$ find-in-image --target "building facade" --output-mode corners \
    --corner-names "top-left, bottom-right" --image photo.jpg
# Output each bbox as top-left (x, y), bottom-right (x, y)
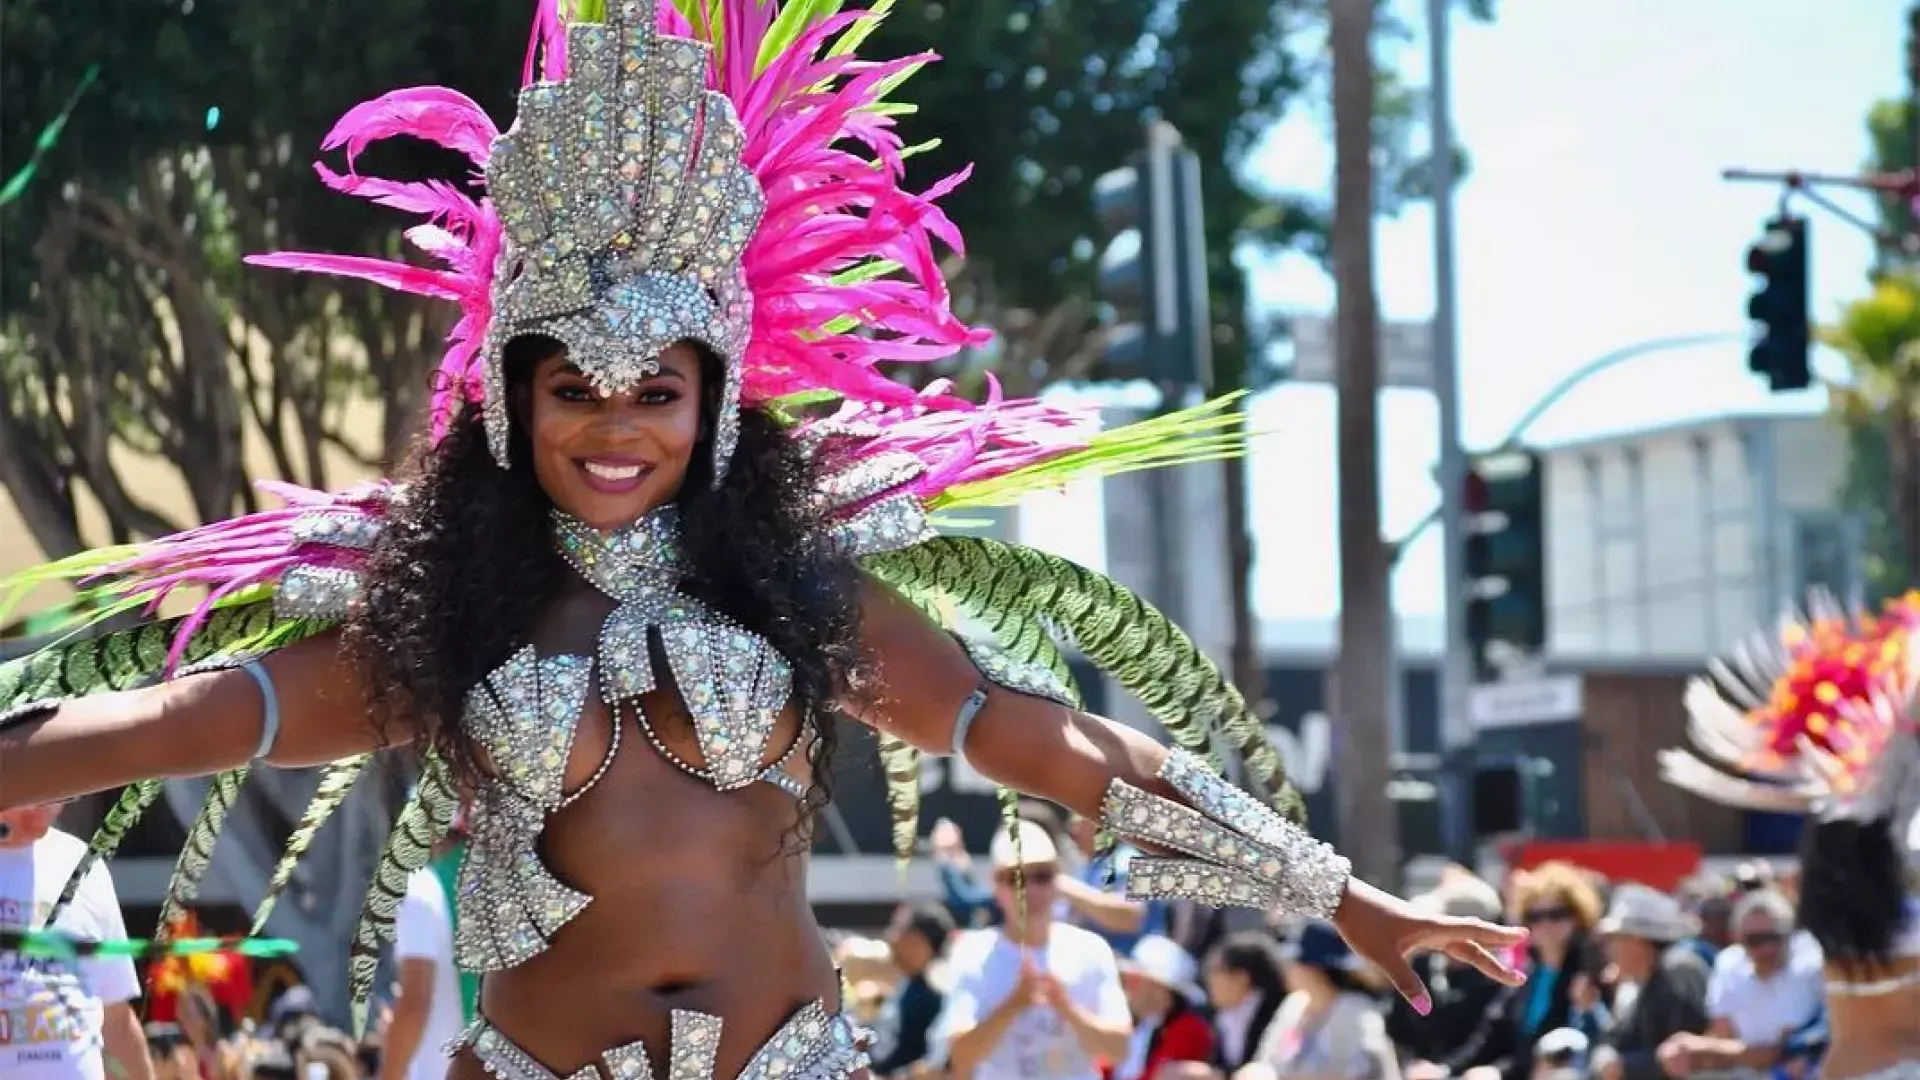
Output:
top-left (1542, 410), bottom-right (1858, 662)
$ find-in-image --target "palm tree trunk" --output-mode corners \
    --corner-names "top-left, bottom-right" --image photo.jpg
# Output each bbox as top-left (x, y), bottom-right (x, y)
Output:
top-left (1329, 0), bottom-right (1400, 886)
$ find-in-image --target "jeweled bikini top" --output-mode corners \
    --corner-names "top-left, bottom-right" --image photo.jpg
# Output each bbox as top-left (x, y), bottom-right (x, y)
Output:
top-left (451, 506), bottom-right (805, 972)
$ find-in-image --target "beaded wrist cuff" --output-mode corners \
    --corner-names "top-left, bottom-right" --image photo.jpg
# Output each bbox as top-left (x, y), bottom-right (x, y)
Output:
top-left (1099, 748), bottom-right (1351, 921)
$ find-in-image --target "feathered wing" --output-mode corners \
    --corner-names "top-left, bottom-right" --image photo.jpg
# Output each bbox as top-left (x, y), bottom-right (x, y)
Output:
top-left (860, 535), bottom-right (1302, 866)
top-left (346, 755), bottom-right (461, 1037)
top-left (1665, 591), bottom-right (1920, 819)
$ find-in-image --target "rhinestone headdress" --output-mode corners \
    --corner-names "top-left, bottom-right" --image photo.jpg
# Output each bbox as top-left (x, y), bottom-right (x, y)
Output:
top-left (482, 1), bottom-right (761, 478)
top-left (248, 0), bottom-right (990, 488)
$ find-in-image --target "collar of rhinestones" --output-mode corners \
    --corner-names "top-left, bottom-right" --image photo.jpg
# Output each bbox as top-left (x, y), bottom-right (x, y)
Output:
top-left (551, 506), bottom-right (685, 602)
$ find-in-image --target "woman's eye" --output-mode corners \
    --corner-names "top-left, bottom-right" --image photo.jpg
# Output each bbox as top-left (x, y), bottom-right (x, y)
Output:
top-left (638, 388), bottom-right (680, 405)
top-left (553, 385), bottom-right (596, 403)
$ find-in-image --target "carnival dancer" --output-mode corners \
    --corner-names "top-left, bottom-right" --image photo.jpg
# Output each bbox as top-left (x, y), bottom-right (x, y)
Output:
top-left (1661, 592), bottom-right (1920, 1079)
top-left (0, 2), bottom-right (1527, 1078)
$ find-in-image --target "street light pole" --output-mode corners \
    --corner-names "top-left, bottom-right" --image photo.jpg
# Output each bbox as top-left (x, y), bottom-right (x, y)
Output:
top-left (1424, 0), bottom-right (1474, 861)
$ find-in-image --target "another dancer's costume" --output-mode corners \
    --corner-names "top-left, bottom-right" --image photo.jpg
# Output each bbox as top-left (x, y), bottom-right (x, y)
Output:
top-left (1661, 592), bottom-right (1920, 1078)
top-left (0, 2), bottom-right (1353, 1078)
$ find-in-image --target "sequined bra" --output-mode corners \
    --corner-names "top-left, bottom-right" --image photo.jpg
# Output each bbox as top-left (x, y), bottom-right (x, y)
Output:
top-left (452, 507), bottom-right (809, 973)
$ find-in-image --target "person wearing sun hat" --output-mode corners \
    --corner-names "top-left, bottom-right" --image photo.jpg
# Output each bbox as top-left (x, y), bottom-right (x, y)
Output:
top-left (933, 821), bottom-right (1132, 1080)
top-left (1587, 884), bottom-right (1710, 1080)
top-left (1114, 935), bottom-right (1215, 1080)
top-left (1240, 921), bottom-right (1401, 1080)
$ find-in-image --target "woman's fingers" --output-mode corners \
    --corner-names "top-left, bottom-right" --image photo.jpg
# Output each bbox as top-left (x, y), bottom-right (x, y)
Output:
top-left (1445, 939), bottom-right (1525, 986)
top-left (1376, 950), bottom-right (1434, 1016)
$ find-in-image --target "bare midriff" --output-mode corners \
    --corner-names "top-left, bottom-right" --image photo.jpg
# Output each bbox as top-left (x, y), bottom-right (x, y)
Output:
top-left (447, 592), bottom-right (849, 1080)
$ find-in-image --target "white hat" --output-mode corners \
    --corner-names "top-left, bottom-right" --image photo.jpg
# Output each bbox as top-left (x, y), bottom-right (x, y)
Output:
top-left (1595, 883), bottom-right (1698, 943)
top-left (1120, 935), bottom-right (1205, 1004)
top-left (989, 820), bottom-right (1059, 870)
top-left (1412, 874), bottom-right (1504, 923)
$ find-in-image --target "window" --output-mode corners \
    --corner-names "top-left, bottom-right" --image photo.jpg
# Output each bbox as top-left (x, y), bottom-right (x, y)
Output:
top-left (1793, 515), bottom-right (1855, 598)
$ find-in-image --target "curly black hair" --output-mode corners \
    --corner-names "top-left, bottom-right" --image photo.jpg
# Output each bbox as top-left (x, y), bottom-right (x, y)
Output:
top-left (345, 334), bottom-right (866, 842)
top-left (1795, 816), bottom-right (1913, 971)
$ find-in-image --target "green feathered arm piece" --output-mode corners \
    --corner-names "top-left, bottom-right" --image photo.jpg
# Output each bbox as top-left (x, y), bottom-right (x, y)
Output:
top-left (864, 535), bottom-right (1302, 824)
top-left (250, 754), bottom-right (374, 933)
top-left (0, 601), bottom-right (335, 925)
top-left (348, 754), bottom-right (459, 1038)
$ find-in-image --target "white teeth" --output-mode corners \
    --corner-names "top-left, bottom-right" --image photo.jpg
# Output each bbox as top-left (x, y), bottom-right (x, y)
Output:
top-left (583, 462), bottom-right (643, 481)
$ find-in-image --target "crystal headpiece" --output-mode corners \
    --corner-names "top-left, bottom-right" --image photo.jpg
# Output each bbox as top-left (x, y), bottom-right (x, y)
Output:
top-left (247, 0), bottom-right (993, 494)
top-left (483, 0), bottom-right (763, 481)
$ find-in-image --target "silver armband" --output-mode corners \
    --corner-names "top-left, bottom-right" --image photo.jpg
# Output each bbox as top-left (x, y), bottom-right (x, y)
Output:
top-left (1100, 748), bottom-right (1351, 920)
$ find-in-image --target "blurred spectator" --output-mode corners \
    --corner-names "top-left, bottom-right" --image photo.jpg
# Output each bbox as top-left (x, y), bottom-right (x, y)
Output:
top-left (871, 902), bottom-right (953, 1078)
top-left (1236, 920), bottom-right (1398, 1080)
top-left (1055, 813), bottom-right (1167, 956)
top-left (1409, 861), bottom-right (1603, 1080)
top-left (0, 804), bottom-right (152, 1080)
top-left (928, 802), bottom-right (1066, 929)
top-left (1684, 891), bottom-right (1735, 968)
top-left (382, 832), bottom-right (468, 1080)
top-left (932, 821), bottom-right (1131, 1080)
top-left (176, 983), bottom-right (239, 1080)
top-left (1589, 885), bottom-right (1711, 1080)
top-left (1532, 1027), bottom-right (1591, 1080)
top-left (266, 985), bottom-right (322, 1044)
top-left (144, 1023), bottom-right (199, 1080)
top-left (1388, 870), bottom-right (1509, 1068)
top-left (293, 1023), bottom-right (360, 1080)
top-left (1203, 933), bottom-right (1287, 1075)
top-left (1116, 935), bottom-right (1215, 1080)
top-left (1655, 890), bottom-right (1821, 1078)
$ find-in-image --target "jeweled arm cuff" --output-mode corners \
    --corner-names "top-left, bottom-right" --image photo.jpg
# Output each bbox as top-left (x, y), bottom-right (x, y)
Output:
top-left (1099, 747), bottom-right (1351, 921)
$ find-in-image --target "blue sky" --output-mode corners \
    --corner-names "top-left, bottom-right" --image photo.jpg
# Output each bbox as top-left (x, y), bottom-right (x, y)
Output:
top-left (1022, 0), bottom-right (1906, 630)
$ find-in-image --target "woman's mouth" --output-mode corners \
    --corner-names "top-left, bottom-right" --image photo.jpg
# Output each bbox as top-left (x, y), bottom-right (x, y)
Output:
top-left (577, 457), bottom-right (652, 494)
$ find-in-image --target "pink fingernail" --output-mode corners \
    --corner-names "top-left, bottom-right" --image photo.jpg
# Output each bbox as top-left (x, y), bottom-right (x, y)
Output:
top-left (1413, 992), bottom-right (1432, 1016)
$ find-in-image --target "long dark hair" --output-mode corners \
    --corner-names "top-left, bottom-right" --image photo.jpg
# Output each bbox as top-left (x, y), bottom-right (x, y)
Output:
top-left (345, 334), bottom-right (865, 840)
top-left (1208, 931), bottom-right (1288, 1002)
top-left (1796, 816), bottom-right (1913, 970)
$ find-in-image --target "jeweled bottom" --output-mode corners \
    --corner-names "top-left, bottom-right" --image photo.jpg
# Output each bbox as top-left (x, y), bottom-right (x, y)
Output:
top-left (451, 999), bottom-right (869, 1080)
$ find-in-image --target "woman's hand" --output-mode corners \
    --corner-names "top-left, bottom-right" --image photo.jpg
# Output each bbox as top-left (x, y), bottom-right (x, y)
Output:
top-left (1330, 877), bottom-right (1529, 1013)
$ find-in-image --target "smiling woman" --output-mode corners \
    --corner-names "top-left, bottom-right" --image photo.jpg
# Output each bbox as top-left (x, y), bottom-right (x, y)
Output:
top-left (0, 3), bottom-right (1529, 1078)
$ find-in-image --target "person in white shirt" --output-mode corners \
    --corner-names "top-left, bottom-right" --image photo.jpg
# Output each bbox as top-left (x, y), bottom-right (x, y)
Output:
top-left (0, 803), bottom-right (152, 1080)
top-left (381, 835), bottom-right (467, 1080)
top-left (1658, 889), bottom-right (1823, 1078)
top-left (934, 821), bottom-right (1132, 1080)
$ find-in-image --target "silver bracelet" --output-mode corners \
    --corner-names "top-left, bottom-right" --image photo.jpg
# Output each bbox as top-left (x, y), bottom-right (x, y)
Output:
top-left (239, 660), bottom-right (283, 761)
top-left (949, 686), bottom-right (990, 761)
top-left (1100, 747), bottom-right (1352, 920)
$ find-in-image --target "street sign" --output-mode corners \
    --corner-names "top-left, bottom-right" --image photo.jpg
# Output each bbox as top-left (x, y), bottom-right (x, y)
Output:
top-left (1468, 674), bottom-right (1582, 730)
top-left (1286, 316), bottom-right (1436, 391)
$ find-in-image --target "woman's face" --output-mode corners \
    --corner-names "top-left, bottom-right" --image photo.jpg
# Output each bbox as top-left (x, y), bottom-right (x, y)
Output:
top-left (1520, 893), bottom-right (1578, 954)
top-left (523, 341), bottom-right (706, 530)
top-left (1204, 958), bottom-right (1252, 1008)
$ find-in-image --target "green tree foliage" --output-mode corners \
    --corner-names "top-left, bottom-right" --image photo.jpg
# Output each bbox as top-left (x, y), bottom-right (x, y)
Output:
top-left (1826, 2), bottom-right (1920, 600)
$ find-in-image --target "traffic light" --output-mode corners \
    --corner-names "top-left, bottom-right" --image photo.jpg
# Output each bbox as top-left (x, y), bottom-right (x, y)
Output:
top-left (1745, 214), bottom-right (1810, 393)
top-left (1463, 449), bottom-right (1546, 682)
top-left (1088, 120), bottom-right (1212, 391)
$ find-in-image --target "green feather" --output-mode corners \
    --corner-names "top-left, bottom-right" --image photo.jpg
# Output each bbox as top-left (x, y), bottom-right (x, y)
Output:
top-left (251, 755), bottom-right (373, 934)
top-left (865, 536), bottom-right (1302, 823)
top-left (156, 769), bottom-right (250, 938)
top-left (875, 734), bottom-right (922, 874)
top-left (929, 393), bottom-right (1254, 513)
top-left (348, 755), bottom-right (459, 1039)
top-left (0, 601), bottom-right (336, 925)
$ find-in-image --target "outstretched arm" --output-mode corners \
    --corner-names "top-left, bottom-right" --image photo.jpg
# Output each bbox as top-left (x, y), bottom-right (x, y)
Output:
top-left (0, 631), bottom-right (397, 810)
top-left (845, 575), bottom-right (1528, 1004)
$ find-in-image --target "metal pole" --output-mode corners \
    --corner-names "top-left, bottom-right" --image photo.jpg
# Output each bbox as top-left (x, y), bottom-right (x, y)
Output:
top-left (1423, 0), bottom-right (1475, 861)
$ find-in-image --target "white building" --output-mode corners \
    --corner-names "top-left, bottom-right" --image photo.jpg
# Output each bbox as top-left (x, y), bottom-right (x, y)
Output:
top-left (1542, 411), bottom-right (1859, 662)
